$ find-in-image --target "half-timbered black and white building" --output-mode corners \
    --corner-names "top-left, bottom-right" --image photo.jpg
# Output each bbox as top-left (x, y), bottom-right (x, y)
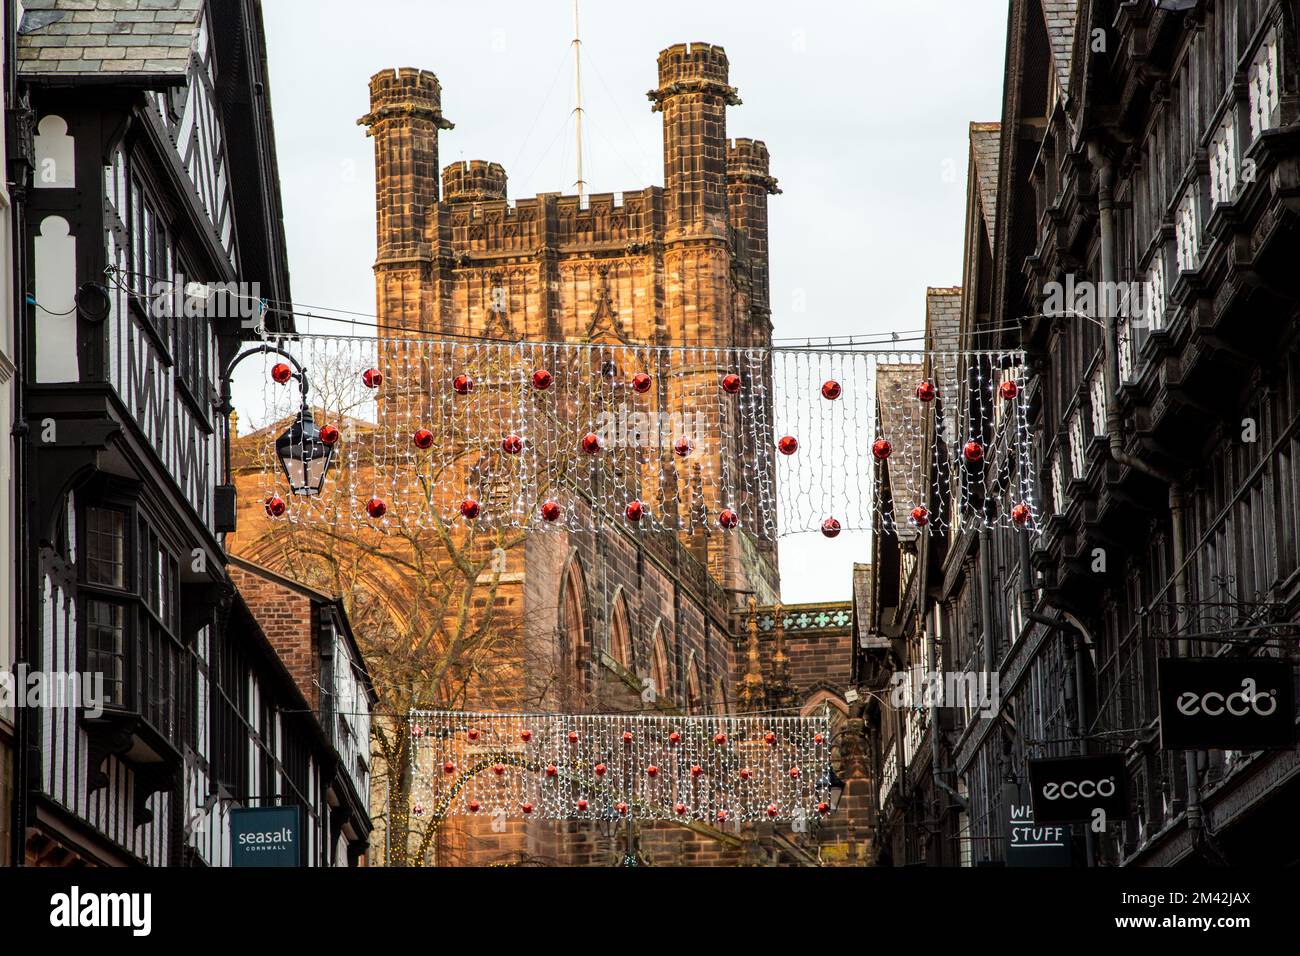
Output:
top-left (12, 0), bottom-right (373, 867)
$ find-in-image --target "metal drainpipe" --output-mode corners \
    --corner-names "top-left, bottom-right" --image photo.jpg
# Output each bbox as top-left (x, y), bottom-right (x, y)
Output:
top-left (1087, 142), bottom-right (1201, 844)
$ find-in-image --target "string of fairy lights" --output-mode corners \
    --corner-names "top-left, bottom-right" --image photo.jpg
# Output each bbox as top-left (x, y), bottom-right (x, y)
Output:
top-left (407, 711), bottom-right (834, 824)
top-left (249, 333), bottom-right (1040, 538)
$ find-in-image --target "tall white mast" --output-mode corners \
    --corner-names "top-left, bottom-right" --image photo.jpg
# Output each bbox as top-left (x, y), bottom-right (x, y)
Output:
top-left (572, 0), bottom-right (587, 202)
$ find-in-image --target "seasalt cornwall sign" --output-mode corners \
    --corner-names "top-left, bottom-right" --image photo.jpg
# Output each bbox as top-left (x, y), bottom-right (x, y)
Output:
top-left (1157, 657), bottom-right (1296, 751)
top-left (231, 806), bottom-right (301, 867)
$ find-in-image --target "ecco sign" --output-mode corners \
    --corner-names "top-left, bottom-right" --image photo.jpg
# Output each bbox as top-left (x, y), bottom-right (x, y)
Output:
top-left (1158, 657), bottom-right (1295, 751)
top-left (1028, 754), bottom-right (1128, 824)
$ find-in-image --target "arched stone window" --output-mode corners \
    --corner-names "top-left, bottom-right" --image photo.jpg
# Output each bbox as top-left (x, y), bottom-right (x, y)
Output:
top-left (685, 655), bottom-right (703, 716)
top-left (559, 557), bottom-right (590, 705)
top-left (609, 591), bottom-right (632, 671)
top-left (649, 621), bottom-right (672, 703)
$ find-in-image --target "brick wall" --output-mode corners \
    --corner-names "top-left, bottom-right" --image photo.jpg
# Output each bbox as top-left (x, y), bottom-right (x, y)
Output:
top-left (229, 565), bottom-right (319, 711)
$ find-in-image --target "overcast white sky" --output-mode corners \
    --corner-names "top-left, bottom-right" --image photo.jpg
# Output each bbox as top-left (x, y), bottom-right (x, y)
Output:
top-left (248, 0), bottom-right (1009, 603)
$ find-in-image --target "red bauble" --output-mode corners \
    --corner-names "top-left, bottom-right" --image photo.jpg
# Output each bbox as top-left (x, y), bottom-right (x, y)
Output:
top-left (576, 799), bottom-right (589, 812)
top-left (616, 802), bottom-right (629, 816)
top-left (764, 731), bottom-right (777, 746)
top-left (365, 497), bottom-right (387, 519)
top-left (716, 809), bottom-right (729, 823)
top-left (739, 768), bottom-right (752, 781)
top-left (999, 379), bottom-right (1019, 400)
top-left (443, 761), bottom-right (456, 775)
top-left (721, 373), bottom-right (742, 394)
top-left (453, 373), bottom-right (473, 394)
top-left (545, 765), bottom-right (557, 777)
top-left (646, 765), bottom-right (659, 778)
top-left (519, 729), bottom-right (532, 743)
top-left (789, 767), bottom-right (801, 779)
top-left (778, 435), bottom-right (799, 455)
top-left (412, 428), bottom-right (434, 449)
top-left (1011, 503), bottom-right (1032, 526)
top-left (872, 438), bottom-right (892, 460)
top-left (521, 802), bottom-right (534, 815)
top-left (675, 802), bottom-right (688, 815)
top-left (502, 434), bottom-right (523, 454)
top-left (271, 362), bottom-right (293, 384)
top-left (817, 802), bottom-right (831, 815)
top-left (672, 436), bottom-right (693, 458)
top-left (492, 763), bottom-right (506, 776)
top-left (567, 731), bottom-right (579, 744)
top-left (468, 800), bottom-right (481, 813)
top-left (595, 763), bottom-right (607, 776)
top-left (541, 500), bottom-right (561, 522)
top-left (532, 369), bottom-right (553, 391)
top-left (625, 500), bottom-right (645, 522)
top-left (467, 728), bottom-right (480, 741)
top-left (714, 733), bottom-right (727, 746)
top-left (581, 432), bottom-right (601, 455)
top-left (264, 495), bottom-right (286, 518)
top-left (910, 506), bottom-right (929, 527)
top-left (821, 518), bottom-right (842, 538)
top-left (821, 379), bottom-right (842, 400)
top-left (916, 380), bottom-right (937, 402)
top-left (459, 498), bottom-right (480, 519)
top-left (767, 804), bottom-right (779, 818)
top-left (622, 731), bottom-right (634, 744)
top-left (668, 731), bottom-right (681, 746)
top-left (963, 440), bottom-right (984, 463)
top-left (362, 368), bottom-right (382, 389)
top-left (814, 733), bottom-right (825, 744)
top-left (631, 372), bottom-right (652, 394)
top-left (690, 765), bottom-right (703, 778)
top-left (319, 424), bottom-right (340, 446)
top-left (718, 509), bottom-right (739, 529)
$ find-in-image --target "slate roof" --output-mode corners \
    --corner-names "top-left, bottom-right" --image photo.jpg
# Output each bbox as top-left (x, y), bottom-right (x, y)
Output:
top-left (925, 288), bottom-right (963, 456)
top-left (1042, 0), bottom-right (1079, 99)
top-left (969, 122), bottom-right (1001, 246)
top-left (18, 0), bottom-right (202, 78)
top-left (875, 361), bottom-right (924, 542)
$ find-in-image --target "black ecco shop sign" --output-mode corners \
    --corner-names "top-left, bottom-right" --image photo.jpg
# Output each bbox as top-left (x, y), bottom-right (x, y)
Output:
top-left (1158, 657), bottom-right (1296, 750)
top-left (1028, 754), bottom-right (1128, 824)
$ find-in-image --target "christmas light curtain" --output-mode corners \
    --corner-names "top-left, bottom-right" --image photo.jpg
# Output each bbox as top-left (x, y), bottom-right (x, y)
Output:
top-left (248, 335), bottom-right (1037, 537)
top-left (407, 711), bottom-right (833, 824)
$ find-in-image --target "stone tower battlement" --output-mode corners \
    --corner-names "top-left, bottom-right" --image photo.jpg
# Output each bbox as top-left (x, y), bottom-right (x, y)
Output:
top-left (361, 67), bottom-right (452, 127)
top-left (442, 160), bottom-right (508, 203)
top-left (727, 138), bottom-right (776, 184)
top-left (650, 42), bottom-right (738, 108)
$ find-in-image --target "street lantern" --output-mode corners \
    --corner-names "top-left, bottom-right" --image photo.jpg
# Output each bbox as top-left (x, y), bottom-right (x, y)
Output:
top-left (275, 406), bottom-right (334, 496)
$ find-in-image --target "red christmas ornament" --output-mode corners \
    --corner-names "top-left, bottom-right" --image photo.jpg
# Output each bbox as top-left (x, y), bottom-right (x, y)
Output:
top-left (521, 802), bottom-right (534, 815)
top-left (412, 428), bottom-right (434, 449)
top-left (622, 731), bottom-right (634, 744)
top-left (581, 432), bottom-right (601, 455)
top-left (567, 731), bottom-right (579, 744)
top-left (541, 500), bottom-right (562, 522)
top-left (365, 497), bottom-right (387, 519)
top-left (532, 369), bottom-right (553, 390)
top-left (999, 379), bottom-right (1020, 400)
top-left (910, 506), bottom-right (929, 527)
top-left (362, 368), bottom-right (382, 389)
top-left (718, 509), bottom-right (739, 529)
top-left (739, 768), bottom-right (752, 781)
top-left (817, 802), bottom-right (831, 815)
top-left (672, 436), bottom-right (694, 458)
top-left (545, 765), bottom-right (557, 777)
top-left (492, 763), bottom-right (506, 776)
top-left (714, 733), bottom-right (728, 746)
top-left (668, 731), bottom-right (681, 746)
top-left (264, 496), bottom-right (286, 518)
top-left (778, 435), bottom-right (799, 455)
top-left (631, 372), bottom-right (652, 394)
top-left (764, 732), bottom-right (777, 746)
top-left (789, 767), bottom-right (801, 779)
top-left (625, 500), bottom-right (645, 523)
top-left (690, 765), bottom-right (704, 778)
top-left (716, 809), bottom-right (729, 823)
top-left (916, 380), bottom-right (937, 402)
top-left (1011, 502), bottom-right (1032, 526)
top-left (443, 761), bottom-right (456, 775)
top-left (468, 800), bottom-right (481, 813)
top-left (721, 373), bottom-right (742, 394)
top-left (519, 729), bottom-right (532, 743)
top-left (502, 434), bottom-right (523, 454)
top-left (459, 498), bottom-right (480, 519)
top-left (467, 729), bottom-right (480, 741)
top-left (453, 373), bottom-right (473, 394)
top-left (576, 799), bottom-right (589, 812)
top-left (675, 802), bottom-right (688, 816)
top-left (821, 379), bottom-right (842, 400)
top-left (872, 438), bottom-right (892, 460)
top-left (821, 518), bottom-right (842, 538)
top-left (595, 763), bottom-right (607, 776)
top-left (767, 804), bottom-right (779, 818)
top-left (616, 802), bottom-right (629, 816)
top-left (271, 362), bottom-right (293, 384)
top-left (814, 733), bottom-right (825, 744)
top-left (319, 424), bottom-right (340, 446)
top-left (963, 440), bottom-right (984, 463)
top-left (646, 765), bottom-right (659, 778)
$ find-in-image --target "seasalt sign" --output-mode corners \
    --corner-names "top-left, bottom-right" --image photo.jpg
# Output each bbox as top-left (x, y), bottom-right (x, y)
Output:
top-left (1028, 753), bottom-right (1129, 824)
top-left (231, 806), bottom-right (301, 867)
top-left (1157, 657), bottom-right (1296, 751)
